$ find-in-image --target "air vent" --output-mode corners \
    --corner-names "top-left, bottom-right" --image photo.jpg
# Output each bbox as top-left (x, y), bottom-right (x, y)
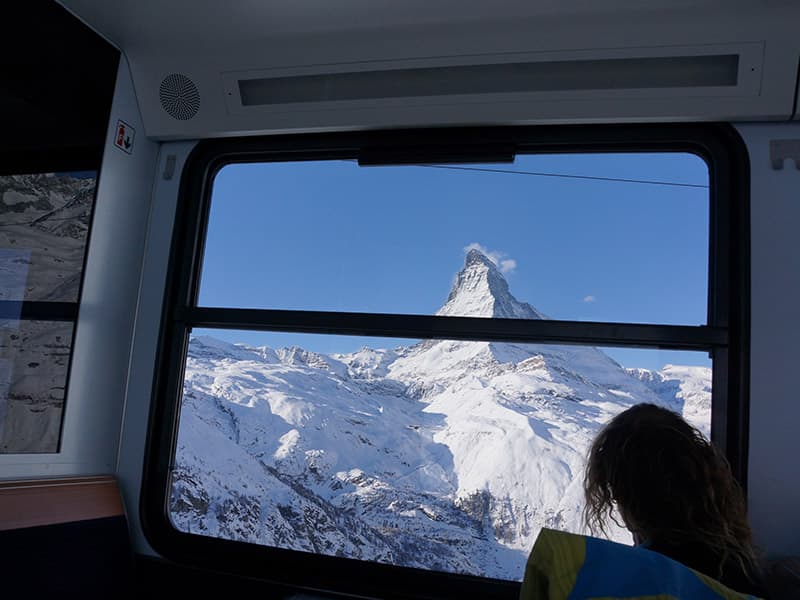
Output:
top-left (238, 54), bottom-right (739, 107)
top-left (159, 73), bottom-right (200, 120)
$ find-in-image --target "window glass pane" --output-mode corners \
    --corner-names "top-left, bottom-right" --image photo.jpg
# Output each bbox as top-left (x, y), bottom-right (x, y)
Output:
top-left (0, 319), bottom-right (74, 453)
top-left (0, 172), bottom-right (97, 302)
top-left (199, 153), bottom-right (709, 325)
top-left (170, 328), bottom-right (711, 581)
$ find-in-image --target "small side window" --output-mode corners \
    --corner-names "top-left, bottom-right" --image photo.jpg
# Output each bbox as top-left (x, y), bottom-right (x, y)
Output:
top-left (0, 172), bottom-right (97, 453)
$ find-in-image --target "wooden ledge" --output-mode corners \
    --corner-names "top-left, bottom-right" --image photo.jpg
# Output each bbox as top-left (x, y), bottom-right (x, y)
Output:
top-left (0, 475), bottom-right (124, 531)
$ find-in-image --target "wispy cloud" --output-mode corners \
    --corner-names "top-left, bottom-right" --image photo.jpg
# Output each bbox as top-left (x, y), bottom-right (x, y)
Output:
top-left (464, 243), bottom-right (517, 274)
top-left (583, 295), bottom-right (596, 303)
top-left (499, 259), bottom-right (517, 273)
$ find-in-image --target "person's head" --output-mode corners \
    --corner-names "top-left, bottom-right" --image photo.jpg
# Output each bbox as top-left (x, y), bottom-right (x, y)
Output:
top-left (583, 403), bottom-right (757, 577)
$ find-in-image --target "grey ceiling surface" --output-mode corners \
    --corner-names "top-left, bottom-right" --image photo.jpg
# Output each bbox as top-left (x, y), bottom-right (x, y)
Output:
top-left (59, 1), bottom-right (800, 137)
top-left (61, 1), bottom-right (786, 45)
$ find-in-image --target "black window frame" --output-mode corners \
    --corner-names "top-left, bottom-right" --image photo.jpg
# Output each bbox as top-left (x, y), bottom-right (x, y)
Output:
top-left (142, 123), bottom-right (750, 600)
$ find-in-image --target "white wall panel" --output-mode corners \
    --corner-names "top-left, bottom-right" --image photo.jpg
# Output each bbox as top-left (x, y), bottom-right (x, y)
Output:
top-left (0, 59), bottom-right (160, 479)
top-left (115, 140), bottom-right (195, 554)
top-left (737, 122), bottom-right (800, 558)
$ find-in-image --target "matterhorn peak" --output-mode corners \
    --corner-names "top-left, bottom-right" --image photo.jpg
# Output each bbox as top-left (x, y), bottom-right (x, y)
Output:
top-left (436, 248), bottom-right (545, 319)
top-left (464, 247), bottom-right (498, 269)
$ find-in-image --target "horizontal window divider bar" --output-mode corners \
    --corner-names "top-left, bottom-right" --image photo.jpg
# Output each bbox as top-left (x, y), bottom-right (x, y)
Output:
top-left (181, 307), bottom-right (727, 350)
top-left (0, 301), bottom-right (78, 322)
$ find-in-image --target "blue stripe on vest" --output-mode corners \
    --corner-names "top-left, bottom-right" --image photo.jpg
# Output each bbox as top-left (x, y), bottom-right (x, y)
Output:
top-left (568, 536), bottom-right (730, 599)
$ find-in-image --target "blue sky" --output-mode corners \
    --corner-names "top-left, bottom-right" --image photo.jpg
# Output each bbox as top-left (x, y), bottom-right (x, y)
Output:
top-left (198, 153), bottom-right (711, 370)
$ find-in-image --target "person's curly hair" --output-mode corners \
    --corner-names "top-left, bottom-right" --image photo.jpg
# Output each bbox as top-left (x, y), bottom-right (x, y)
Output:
top-left (583, 403), bottom-right (758, 580)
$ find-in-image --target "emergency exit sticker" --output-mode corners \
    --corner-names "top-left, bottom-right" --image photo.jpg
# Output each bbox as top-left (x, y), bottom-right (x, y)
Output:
top-left (114, 120), bottom-right (135, 154)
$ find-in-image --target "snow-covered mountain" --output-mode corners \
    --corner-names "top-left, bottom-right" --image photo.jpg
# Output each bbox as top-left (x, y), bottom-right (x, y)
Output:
top-left (437, 249), bottom-right (546, 319)
top-left (0, 173), bottom-right (96, 302)
top-left (170, 248), bottom-right (712, 580)
top-left (0, 173), bottom-right (95, 452)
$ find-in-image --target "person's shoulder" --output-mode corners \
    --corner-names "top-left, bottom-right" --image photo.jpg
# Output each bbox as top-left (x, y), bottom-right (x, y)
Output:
top-left (648, 540), bottom-right (767, 598)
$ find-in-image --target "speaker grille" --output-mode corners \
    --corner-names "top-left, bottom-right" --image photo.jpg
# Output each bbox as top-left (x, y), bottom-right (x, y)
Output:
top-left (159, 73), bottom-right (200, 120)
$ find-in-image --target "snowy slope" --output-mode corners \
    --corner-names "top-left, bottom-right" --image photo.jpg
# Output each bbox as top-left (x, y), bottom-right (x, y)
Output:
top-left (626, 365), bottom-right (712, 437)
top-left (170, 249), bottom-right (712, 581)
top-left (0, 173), bottom-right (96, 302)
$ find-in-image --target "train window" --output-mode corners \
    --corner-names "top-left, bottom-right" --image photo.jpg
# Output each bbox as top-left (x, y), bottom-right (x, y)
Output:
top-left (171, 329), bottom-right (711, 580)
top-left (0, 172), bottom-right (97, 453)
top-left (146, 126), bottom-right (748, 599)
top-left (200, 154), bottom-right (709, 326)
